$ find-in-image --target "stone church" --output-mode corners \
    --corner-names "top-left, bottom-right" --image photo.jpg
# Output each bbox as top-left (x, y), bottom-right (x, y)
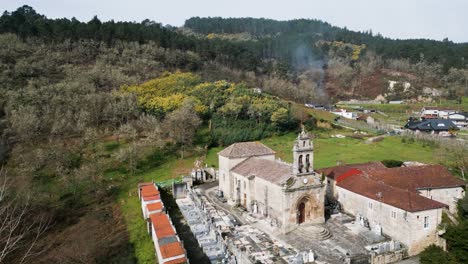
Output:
top-left (218, 129), bottom-right (326, 233)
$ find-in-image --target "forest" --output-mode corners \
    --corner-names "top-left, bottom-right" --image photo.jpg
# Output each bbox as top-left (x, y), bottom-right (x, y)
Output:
top-left (0, 5), bottom-right (467, 264)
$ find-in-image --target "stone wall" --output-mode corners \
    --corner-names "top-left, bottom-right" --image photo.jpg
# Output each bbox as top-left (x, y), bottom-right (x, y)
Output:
top-left (337, 187), bottom-right (444, 256)
top-left (418, 187), bottom-right (465, 214)
top-left (218, 154), bottom-right (275, 205)
top-left (282, 184), bottom-right (326, 233)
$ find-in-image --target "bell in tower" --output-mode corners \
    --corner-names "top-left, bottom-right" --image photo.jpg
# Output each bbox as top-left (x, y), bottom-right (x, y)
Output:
top-left (292, 126), bottom-right (314, 176)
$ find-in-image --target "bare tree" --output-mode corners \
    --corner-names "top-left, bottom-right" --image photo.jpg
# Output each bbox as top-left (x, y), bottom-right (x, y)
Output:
top-left (0, 168), bottom-right (50, 263)
top-left (433, 140), bottom-right (468, 180)
top-left (162, 99), bottom-right (202, 159)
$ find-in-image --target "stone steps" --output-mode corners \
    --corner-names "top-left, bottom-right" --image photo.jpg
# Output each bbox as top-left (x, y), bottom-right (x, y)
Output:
top-left (294, 226), bottom-right (332, 241)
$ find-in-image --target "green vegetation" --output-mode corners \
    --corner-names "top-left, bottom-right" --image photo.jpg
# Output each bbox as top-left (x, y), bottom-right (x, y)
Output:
top-left (206, 132), bottom-right (437, 169)
top-left (420, 245), bottom-right (456, 264)
top-left (381, 159), bottom-right (404, 168)
top-left (421, 195), bottom-right (468, 264)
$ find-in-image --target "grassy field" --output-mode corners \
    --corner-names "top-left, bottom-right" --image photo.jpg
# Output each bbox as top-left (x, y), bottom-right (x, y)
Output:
top-left (206, 132), bottom-right (437, 169)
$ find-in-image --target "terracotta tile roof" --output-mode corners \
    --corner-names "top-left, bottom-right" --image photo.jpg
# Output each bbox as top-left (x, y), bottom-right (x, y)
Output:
top-left (150, 213), bottom-right (176, 239)
top-left (138, 182), bottom-right (154, 188)
top-left (317, 162), bottom-right (386, 180)
top-left (165, 257), bottom-right (187, 264)
top-left (218, 141), bottom-right (276, 158)
top-left (367, 165), bottom-right (465, 190)
top-left (160, 241), bottom-right (185, 259)
top-left (337, 173), bottom-right (448, 212)
top-left (147, 202), bottom-right (163, 212)
top-left (231, 157), bottom-right (291, 185)
top-left (335, 168), bottom-right (363, 183)
top-left (141, 185), bottom-right (159, 197)
top-left (143, 194), bottom-right (161, 201)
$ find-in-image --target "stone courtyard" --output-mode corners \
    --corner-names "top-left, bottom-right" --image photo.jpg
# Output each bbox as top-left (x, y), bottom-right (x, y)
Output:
top-left (197, 183), bottom-right (403, 264)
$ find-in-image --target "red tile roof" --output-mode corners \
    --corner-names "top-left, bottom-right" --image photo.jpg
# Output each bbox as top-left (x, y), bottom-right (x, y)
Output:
top-left (150, 213), bottom-right (176, 239)
top-left (141, 185), bottom-right (159, 197)
top-left (147, 202), bottom-right (163, 212)
top-left (337, 173), bottom-right (448, 212)
top-left (143, 194), bottom-right (161, 201)
top-left (165, 257), bottom-right (187, 264)
top-left (160, 241), bottom-right (185, 259)
top-left (336, 168), bottom-right (363, 183)
top-left (138, 182), bottom-right (186, 264)
top-left (317, 162), bottom-right (386, 180)
top-left (138, 182), bottom-right (154, 188)
top-left (367, 165), bottom-right (465, 190)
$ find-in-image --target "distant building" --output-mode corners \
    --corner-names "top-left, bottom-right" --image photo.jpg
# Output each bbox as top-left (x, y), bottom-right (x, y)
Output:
top-left (331, 109), bottom-right (358, 119)
top-left (420, 106), bottom-right (456, 119)
top-left (447, 113), bottom-right (468, 129)
top-left (389, 100), bottom-right (404, 104)
top-left (357, 114), bottom-right (375, 124)
top-left (304, 104), bottom-right (325, 110)
top-left (404, 119), bottom-right (458, 136)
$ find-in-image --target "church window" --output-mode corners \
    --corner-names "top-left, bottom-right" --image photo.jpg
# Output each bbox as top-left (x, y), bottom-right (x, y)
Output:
top-left (391, 211), bottom-right (396, 219)
top-left (368, 201), bottom-right (373, 209)
top-left (298, 155), bottom-right (303, 173)
top-left (305, 154), bottom-right (310, 172)
top-left (303, 141), bottom-right (306, 147)
top-left (424, 216), bottom-right (429, 229)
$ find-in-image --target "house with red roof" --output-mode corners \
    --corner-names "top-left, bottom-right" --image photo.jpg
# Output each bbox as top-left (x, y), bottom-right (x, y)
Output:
top-left (320, 163), bottom-right (465, 256)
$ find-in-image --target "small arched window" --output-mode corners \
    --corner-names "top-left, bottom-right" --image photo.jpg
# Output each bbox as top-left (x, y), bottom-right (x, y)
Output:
top-left (298, 155), bottom-right (303, 173)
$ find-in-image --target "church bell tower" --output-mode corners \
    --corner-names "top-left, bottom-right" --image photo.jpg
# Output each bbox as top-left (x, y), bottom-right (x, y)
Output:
top-left (293, 127), bottom-right (314, 176)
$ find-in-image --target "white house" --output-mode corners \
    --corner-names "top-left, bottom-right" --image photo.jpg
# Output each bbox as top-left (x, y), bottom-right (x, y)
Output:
top-left (420, 106), bottom-right (457, 119)
top-left (438, 109), bottom-right (457, 119)
top-left (448, 113), bottom-right (468, 129)
top-left (420, 106), bottom-right (439, 119)
top-left (331, 109), bottom-right (358, 119)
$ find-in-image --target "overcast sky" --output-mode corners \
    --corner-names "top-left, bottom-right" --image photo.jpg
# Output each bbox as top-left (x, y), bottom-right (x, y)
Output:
top-left (2, 0), bottom-right (467, 43)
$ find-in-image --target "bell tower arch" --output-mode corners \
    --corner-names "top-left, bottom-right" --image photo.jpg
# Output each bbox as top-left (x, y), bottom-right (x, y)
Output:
top-left (293, 127), bottom-right (314, 175)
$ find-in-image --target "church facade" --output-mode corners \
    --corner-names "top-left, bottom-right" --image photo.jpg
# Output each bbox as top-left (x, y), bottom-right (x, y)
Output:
top-left (218, 129), bottom-right (326, 233)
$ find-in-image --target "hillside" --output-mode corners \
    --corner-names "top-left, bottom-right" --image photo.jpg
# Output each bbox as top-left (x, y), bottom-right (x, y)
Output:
top-left (184, 17), bottom-right (468, 102)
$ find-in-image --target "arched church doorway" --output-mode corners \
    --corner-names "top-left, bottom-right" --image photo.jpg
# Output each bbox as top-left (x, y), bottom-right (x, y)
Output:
top-left (298, 202), bottom-right (306, 224)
